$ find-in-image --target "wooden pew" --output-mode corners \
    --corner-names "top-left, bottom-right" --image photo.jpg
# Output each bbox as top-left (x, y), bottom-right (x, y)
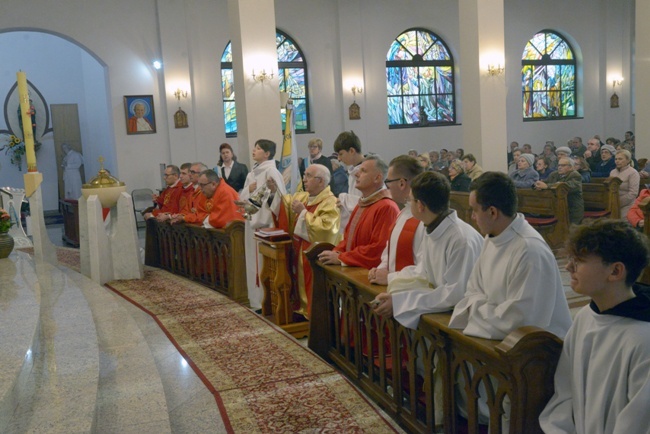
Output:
top-left (448, 191), bottom-right (478, 231)
top-left (638, 197), bottom-right (650, 285)
top-left (517, 184), bottom-right (570, 251)
top-left (144, 219), bottom-right (248, 304)
top-left (582, 177), bottom-right (622, 220)
top-left (306, 245), bottom-right (569, 434)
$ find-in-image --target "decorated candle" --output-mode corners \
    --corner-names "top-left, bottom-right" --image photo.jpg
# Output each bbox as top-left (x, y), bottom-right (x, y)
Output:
top-left (16, 71), bottom-right (37, 172)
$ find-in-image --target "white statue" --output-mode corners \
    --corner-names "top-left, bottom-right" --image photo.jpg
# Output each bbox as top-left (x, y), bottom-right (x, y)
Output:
top-left (61, 143), bottom-right (84, 200)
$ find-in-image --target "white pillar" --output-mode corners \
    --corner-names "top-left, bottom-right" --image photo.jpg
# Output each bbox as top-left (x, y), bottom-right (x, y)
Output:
top-left (635, 0), bottom-right (650, 156)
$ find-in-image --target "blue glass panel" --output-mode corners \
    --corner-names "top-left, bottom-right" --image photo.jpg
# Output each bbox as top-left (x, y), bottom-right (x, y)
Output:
top-left (387, 97), bottom-right (403, 125)
top-left (423, 40), bottom-right (450, 61)
top-left (561, 65), bottom-right (575, 89)
top-left (436, 94), bottom-right (454, 122)
top-left (403, 95), bottom-right (420, 124)
top-left (221, 42), bottom-right (232, 62)
top-left (418, 67), bottom-right (436, 95)
top-left (403, 67), bottom-right (419, 95)
top-left (387, 67), bottom-right (402, 96)
top-left (416, 30), bottom-right (434, 56)
top-left (293, 99), bottom-right (307, 130)
top-left (221, 69), bottom-right (235, 99)
top-left (283, 68), bottom-right (305, 98)
top-left (532, 91), bottom-right (548, 118)
top-left (223, 101), bottom-right (237, 134)
top-left (278, 39), bottom-right (301, 62)
top-left (522, 66), bottom-right (534, 117)
top-left (562, 91), bottom-right (575, 116)
top-left (420, 95), bottom-right (436, 121)
top-left (387, 40), bottom-right (413, 61)
top-left (397, 30), bottom-right (418, 57)
top-left (436, 67), bottom-right (453, 94)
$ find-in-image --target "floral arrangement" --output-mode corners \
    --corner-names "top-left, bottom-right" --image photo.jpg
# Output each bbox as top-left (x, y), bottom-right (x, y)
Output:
top-left (0, 208), bottom-right (13, 233)
top-left (0, 134), bottom-right (41, 171)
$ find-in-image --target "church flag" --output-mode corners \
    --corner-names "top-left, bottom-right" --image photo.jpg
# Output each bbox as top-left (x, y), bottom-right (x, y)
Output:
top-left (280, 99), bottom-right (299, 193)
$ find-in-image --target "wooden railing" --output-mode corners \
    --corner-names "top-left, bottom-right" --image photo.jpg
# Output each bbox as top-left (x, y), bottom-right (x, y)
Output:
top-left (307, 244), bottom-right (564, 434)
top-left (144, 219), bottom-right (248, 304)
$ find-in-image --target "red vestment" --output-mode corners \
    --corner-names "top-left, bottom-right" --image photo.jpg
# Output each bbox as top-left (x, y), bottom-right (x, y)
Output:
top-left (182, 187), bottom-right (209, 224)
top-left (151, 182), bottom-right (183, 216)
top-left (205, 181), bottom-right (245, 228)
top-left (333, 189), bottom-right (399, 269)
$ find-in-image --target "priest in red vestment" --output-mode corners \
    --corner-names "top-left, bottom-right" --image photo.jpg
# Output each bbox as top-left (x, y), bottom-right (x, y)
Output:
top-left (144, 165), bottom-right (183, 220)
top-left (198, 169), bottom-right (245, 228)
top-left (267, 164), bottom-right (340, 318)
top-left (319, 155), bottom-right (399, 268)
top-left (170, 162), bottom-right (209, 225)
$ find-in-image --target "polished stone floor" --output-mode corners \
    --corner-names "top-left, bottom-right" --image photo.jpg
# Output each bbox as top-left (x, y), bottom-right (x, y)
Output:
top-left (1, 223), bottom-right (582, 433)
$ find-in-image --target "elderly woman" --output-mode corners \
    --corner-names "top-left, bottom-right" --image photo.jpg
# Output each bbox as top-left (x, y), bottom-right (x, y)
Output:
top-left (555, 146), bottom-right (572, 160)
top-left (417, 153), bottom-right (431, 170)
top-left (509, 153), bottom-right (539, 188)
top-left (591, 144), bottom-right (616, 177)
top-left (535, 157), bottom-right (553, 181)
top-left (448, 159), bottom-right (471, 192)
top-left (534, 157), bottom-right (584, 225)
top-left (610, 149), bottom-right (640, 218)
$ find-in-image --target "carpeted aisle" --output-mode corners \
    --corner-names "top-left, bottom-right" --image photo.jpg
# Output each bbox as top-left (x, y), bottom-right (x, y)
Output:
top-left (106, 268), bottom-right (401, 433)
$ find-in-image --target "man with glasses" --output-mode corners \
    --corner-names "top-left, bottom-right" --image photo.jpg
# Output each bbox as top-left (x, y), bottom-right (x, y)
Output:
top-left (368, 155), bottom-right (424, 285)
top-left (318, 155), bottom-right (398, 269)
top-left (266, 164), bottom-right (340, 319)
top-left (170, 162), bottom-right (209, 224)
top-left (144, 164), bottom-right (183, 221)
top-left (197, 169), bottom-right (244, 228)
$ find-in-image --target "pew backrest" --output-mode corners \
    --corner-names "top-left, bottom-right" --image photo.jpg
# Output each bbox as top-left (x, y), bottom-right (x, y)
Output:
top-left (582, 177), bottom-right (621, 219)
top-left (517, 183), bottom-right (570, 250)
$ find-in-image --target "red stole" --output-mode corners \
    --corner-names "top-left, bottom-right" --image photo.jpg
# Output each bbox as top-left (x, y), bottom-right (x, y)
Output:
top-left (387, 217), bottom-right (420, 271)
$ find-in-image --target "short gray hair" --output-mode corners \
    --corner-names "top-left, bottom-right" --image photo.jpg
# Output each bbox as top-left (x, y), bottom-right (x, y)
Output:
top-left (309, 164), bottom-right (331, 185)
top-left (363, 154), bottom-right (389, 180)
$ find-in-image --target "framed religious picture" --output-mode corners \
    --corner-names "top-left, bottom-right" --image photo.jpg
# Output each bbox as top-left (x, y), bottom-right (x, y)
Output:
top-left (124, 95), bottom-right (156, 135)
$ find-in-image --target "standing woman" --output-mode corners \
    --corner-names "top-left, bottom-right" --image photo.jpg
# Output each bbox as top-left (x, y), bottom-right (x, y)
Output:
top-left (217, 143), bottom-right (249, 193)
top-left (239, 139), bottom-right (286, 312)
top-left (610, 149), bottom-right (640, 218)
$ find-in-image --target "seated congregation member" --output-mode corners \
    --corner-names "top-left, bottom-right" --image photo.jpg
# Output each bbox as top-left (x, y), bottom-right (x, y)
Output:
top-left (507, 148), bottom-right (522, 174)
top-left (417, 153), bottom-right (431, 170)
top-left (170, 162), bottom-right (209, 224)
top-left (299, 138), bottom-right (333, 184)
top-left (534, 157), bottom-right (584, 225)
top-left (448, 159), bottom-right (472, 192)
top-left (216, 143), bottom-right (248, 193)
top-left (591, 144), bottom-right (616, 177)
top-left (611, 149), bottom-right (640, 218)
top-left (535, 157), bottom-right (553, 181)
top-left (334, 131), bottom-right (364, 230)
top-left (266, 164), bottom-right (340, 318)
top-left (540, 220), bottom-right (650, 434)
top-left (573, 155), bottom-right (592, 183)
top-left (318, 155), bottom-right (399, 268)
top-left (555, 146), bottom-right (572, 160)
top-left (626, 188), bottom-right (650, 229)
top-left (583, 137), bottom-right (602, 172)
top-left (430, 150), bottom-right (446, 171)
top-left (197, 169), bottom-right (244, 228)
top-left (328, 154), bottom-right (348, 197)
top-left (542, 141), bottom-right (558, 170)
top-left (240, 139), bottom-right (286, 312)
top-left (372, 171), bottom-right (483, 329)
top-left (368, 155), bottom-right (425, 285)
top-left (509, 153), bottom-right (539, 188)
top-left (449, 172), bottom-right (572, 340)
top-left (144, 165), bottom-right (183, 221)
top-left (461, 153), bottom-right (483, 181)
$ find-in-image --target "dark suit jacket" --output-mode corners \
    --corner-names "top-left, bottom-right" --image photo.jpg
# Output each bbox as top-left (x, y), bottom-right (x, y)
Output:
top-left (219, 161), bottom-right (249, 193)
top-left (299, 154), bottom-right (333, 180)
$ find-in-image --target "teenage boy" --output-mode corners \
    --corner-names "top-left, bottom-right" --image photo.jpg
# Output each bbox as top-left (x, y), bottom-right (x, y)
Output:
top-left (540, 220), bottom-right (650, 434)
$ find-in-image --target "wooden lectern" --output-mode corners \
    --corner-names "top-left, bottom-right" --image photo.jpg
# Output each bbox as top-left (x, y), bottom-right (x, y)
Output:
top-left (255, 235), bottom-right (309, 338)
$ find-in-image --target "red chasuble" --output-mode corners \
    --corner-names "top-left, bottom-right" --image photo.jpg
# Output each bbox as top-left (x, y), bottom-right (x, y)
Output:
top-left (151, 182), bottom-right (183, 216)
top-left (334, 189), bottom-right (399, 269)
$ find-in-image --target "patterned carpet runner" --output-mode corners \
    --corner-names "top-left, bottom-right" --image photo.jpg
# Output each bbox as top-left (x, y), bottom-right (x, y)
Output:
top-left (104, 268), bottom-right (400, 433)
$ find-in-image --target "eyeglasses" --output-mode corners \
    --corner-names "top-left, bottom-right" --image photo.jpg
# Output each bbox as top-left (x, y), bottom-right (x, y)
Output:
top-left (190, 170), bottom-right (200, 174)
top-left (303, 173), bottom-right (322, 180)
top-left (198, 182), bottom-right (212, 188)
top-left (558, 164), bottom-right (571, 167)
top-left (384, 178), bottom-right (406, 186)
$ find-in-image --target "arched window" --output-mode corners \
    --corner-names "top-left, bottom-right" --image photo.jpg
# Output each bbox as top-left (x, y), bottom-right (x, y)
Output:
top-left (521, 30), bottom-right (576, 119)
top-left (386, 28), bottom-right (455, 128)
top-left (220, 30), bottom-right (310, 137)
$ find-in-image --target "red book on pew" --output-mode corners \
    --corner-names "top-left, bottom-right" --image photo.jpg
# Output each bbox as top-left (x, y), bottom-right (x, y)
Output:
top-left (255, 227), bottom-right (290, 241)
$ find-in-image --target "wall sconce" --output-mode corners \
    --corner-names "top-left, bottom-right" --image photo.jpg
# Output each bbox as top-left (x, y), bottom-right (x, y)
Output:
top-left (173, 88), bottom-right (188, 100)
top-left (351, 85), bottom-right (363, 100)
top-left (252, 69), bottom-right (274, 83)
top-left (487, 64), bottom-right (505, 76)
top-left (610, 78), bottom-right (623, 109)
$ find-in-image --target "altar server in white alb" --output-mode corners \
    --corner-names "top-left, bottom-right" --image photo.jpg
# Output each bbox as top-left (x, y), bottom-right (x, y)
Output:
top-left (239, 139), bottom-right (286, 312)
top-left (449, 171), bottom-right (572, 340)
top-left (368, 155), bottom-right (425, 286)
top-left (372, 171), bottom-right (483, 329)
top-left (540, 220), bottom-right (650, 434)
top-left (332, 131), bottom-right (363, 231)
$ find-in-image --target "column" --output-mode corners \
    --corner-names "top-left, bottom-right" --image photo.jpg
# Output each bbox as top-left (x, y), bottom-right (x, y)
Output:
top-left (635, 0), bottom-right (650, 156)
top-left (458, 0), bottom-right (508, 172)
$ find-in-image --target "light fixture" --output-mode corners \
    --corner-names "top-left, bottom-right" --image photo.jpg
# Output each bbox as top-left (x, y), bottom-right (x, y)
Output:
top-left (152, 60), bottom-right (162, 70)
top-left (173, 88), bottom-right (188, 100)
top-left (351, 85), bottom-right (363, 99)
top-left (487, 64), bottom-right (505, 76)
top-left (612, 78), bottom-right (624, 88)
top-left (252, 69), bottom-right (274, 83)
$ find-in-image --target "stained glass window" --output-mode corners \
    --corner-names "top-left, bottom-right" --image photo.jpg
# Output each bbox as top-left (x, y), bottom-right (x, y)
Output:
top-left (521, 30), bottom-right (576, 119)
top-left (220, 30), bottom-right (309, 136)
top-left (386, 28), bottom-right (455, 127)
